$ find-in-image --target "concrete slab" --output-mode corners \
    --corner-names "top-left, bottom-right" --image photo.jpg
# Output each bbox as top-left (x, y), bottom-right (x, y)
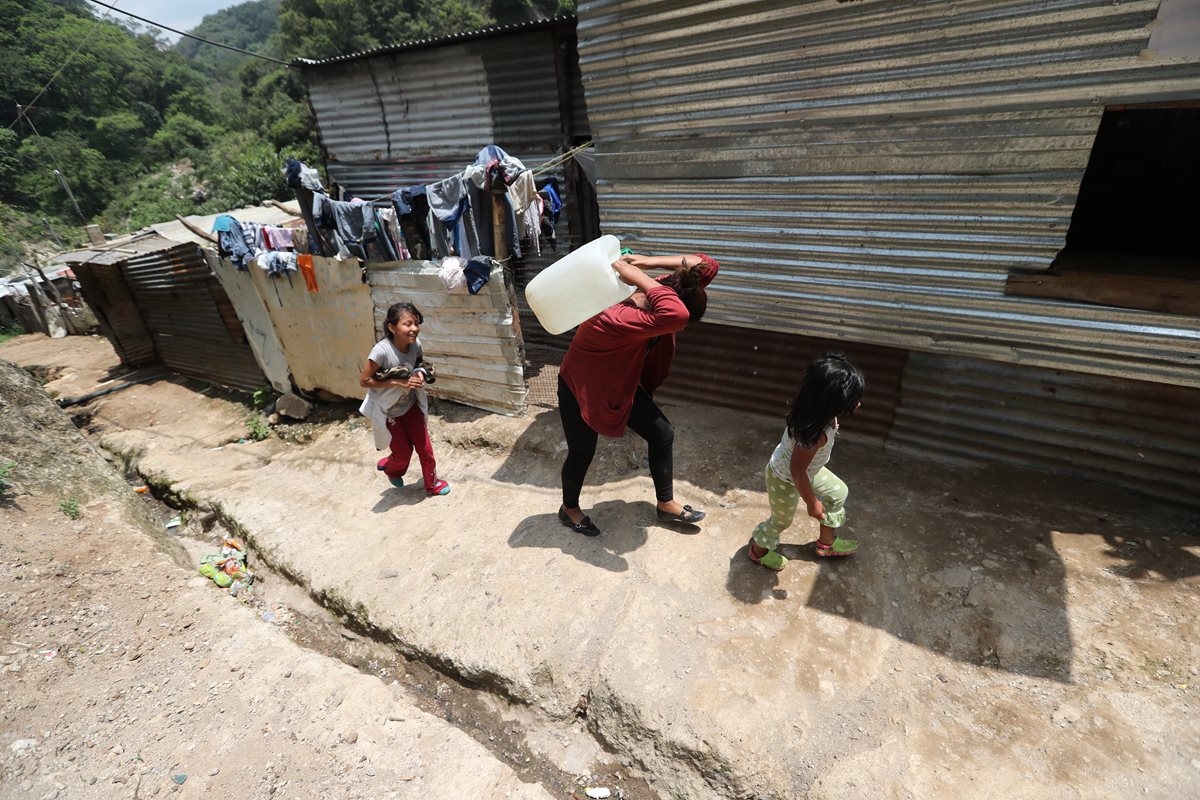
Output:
top-left (4, 333), bottom-right (1198, 800)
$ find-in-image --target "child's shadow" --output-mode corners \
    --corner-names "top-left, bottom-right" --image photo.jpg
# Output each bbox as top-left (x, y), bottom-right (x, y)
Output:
top-left (370, 486), bottom-right (430, 513)
top-left (507, 499), bottom-right (657, 573)
top-left (725, 541), bottom-right (816, 604)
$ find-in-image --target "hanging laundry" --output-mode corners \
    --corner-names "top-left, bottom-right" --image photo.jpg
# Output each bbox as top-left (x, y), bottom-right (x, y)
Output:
top-left (508, 171), bottom-right (543, 256)
top-left (539, 179), bottom-right (563, 253)
top-left (291, 227), bottom-right (311, 255)
top-left (391, 186), bottom-right (431, 261)
top-left (213, 215), bottom-right (254, 271)
top-left (284, 157), bottom-right (324, 192)
top-left (312, 194), bottom-right (381, 261)
top-left (426, 174), bottom-right (481, 259)
top-left (474, 145), bottom-right (525, 188)
top-left (463, 256), bottom-right (492, 295)
top-left (297, 254), bottom-right (318, 293)
top-left (378, 207), bottom-right (411, 260)
top-left (262, 226), bottom-right (295, 251)
top-left (437, 256), bottom-right (467, 292)
top-left (367, 208), bottom-right (397, 262)
top-left (245, 222), bottom-right (273, 253)
top-left (257, 251), bottom-right (298, 276)
top-left (540, 179), bottom-right (563, 225)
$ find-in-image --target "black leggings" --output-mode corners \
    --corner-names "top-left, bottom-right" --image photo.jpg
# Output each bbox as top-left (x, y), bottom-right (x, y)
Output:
top-left (558, 376), bottom-right (674, 508)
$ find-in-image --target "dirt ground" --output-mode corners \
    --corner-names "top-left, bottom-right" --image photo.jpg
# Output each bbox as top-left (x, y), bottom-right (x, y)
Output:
top-left (2, 333), bottom-right (1198, 800)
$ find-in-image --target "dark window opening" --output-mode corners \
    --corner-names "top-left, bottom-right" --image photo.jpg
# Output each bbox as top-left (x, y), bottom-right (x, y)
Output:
top-left (1006, 105), bottom-right (1200, 316)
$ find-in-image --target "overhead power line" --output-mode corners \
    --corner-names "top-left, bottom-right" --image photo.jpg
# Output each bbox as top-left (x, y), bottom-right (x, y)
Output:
top-left (84, 0), bottom-right (292, 66)
top-left (8, 1), bottom-right (123, 129)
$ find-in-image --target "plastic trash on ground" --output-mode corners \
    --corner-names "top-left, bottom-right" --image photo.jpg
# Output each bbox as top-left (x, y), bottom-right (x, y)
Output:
top-left (198, 538), bottom-right (255, 593)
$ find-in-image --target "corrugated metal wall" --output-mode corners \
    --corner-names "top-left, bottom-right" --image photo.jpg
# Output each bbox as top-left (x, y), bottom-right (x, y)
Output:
top-left (890, 352), bottom-right (1200, 509)
top-left (368, 262), bottom-right (526, 415)
top-left (576, 0), bottom-right (1200, 388)
top-left (71, 261), bottom-right (157, 367)
top-left (300, 23), bottom-right (585, 198)
top-left (121, 244), bottom-right (266, 391)
top-left (657, 323), bottom-right (907, 444)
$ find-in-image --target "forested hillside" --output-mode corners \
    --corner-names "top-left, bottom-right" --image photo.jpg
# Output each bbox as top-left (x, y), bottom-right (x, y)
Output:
top-left (1, 0), bottom-right (573, 273)
top-left (175, 0), bottom-right (280, 83)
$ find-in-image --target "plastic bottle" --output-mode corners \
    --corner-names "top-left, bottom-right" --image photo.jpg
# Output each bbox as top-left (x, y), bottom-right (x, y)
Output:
top-left (524, 235), bottom-right (633, 335)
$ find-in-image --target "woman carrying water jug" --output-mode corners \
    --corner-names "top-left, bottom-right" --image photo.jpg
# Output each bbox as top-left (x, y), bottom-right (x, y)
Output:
top-left (556, 252), bottom-right (718, 536)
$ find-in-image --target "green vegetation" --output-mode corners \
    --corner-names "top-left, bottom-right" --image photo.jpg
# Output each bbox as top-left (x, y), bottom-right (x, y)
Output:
top-left (2, 0), bottom-right (574, 271)
top-left (252, 387), bottom-right (274, 410)
top-left (0, 324), bottom-right (24, 344)
top-left (245, 416), bottom-right (271, 441)
top-left (0, 460), bottom-right (15, 490)
top-left (59, 497), bottom-right (81, 519)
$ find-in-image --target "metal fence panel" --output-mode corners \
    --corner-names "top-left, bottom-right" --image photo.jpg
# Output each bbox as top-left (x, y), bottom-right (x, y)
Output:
top-left (121, 243), bottom-right (266, 391)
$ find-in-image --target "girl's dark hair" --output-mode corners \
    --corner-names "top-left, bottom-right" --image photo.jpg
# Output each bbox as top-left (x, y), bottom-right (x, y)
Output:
top-left (382, 302), bottom-right (423, 340)
top-left (785, 352), bottom-right (865, 448)
top-left (659, 264), bottom-right (707, 324)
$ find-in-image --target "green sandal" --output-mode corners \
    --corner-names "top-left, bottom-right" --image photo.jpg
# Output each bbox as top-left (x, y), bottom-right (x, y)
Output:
top-left (749, 541), bottom-right (788, 571)
top-left (815, 536), bottom-right (858, 557)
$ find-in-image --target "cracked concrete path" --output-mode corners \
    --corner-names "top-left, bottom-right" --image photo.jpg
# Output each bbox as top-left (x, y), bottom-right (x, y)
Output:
top-left (4, 333), bottom-right (1198, 800)
top-left (0, 353), bottom-right (560, 800)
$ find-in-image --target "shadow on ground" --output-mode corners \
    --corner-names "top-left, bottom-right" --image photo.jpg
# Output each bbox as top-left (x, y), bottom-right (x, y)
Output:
top-left (506, 499), bottom-right (669, 573)
top-left (723, 449), bottom-right (1198, 683)
top-left (490, 406), bottom-right (789, 497)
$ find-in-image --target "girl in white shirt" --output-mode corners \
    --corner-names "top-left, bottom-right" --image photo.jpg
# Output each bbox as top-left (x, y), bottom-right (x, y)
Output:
top-left (358, 302), bottom-right (450, 496)
top-left (748, 353), bottom-right (864, 570)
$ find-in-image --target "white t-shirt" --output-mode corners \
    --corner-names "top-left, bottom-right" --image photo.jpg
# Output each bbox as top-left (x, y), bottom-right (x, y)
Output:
top-left (367, 337), bottom-right (423, 418)
top-left (766, 419), bottom-right (838, 484)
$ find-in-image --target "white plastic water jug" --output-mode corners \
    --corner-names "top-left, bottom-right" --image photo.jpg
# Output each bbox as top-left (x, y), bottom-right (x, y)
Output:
top-left (524, 235), bottom-right (634, 335)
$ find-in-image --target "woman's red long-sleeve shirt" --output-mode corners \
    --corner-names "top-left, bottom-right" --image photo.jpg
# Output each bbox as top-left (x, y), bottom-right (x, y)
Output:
top-left (560, 284), bottom-right (690, 437)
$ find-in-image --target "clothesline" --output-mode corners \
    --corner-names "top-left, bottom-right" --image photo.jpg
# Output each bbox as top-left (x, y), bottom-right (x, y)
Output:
top-left (358, 140), bottom-right (594, 204)
top-left (531, 140), bottom-right (594, 177)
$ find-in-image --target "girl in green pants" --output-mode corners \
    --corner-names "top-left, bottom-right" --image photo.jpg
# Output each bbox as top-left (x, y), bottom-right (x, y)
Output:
top-left (749, 353), bottom-right (865, 571)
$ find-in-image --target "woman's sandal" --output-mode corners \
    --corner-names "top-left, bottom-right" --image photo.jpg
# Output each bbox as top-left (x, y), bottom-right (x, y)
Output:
top-left (656, 504), bottom-right (705, 525)
top-left (559, 508), bottom-right (601, 537)
top-left (748, 540), bottom-right (788, 571)
top-left (815, 536), bottom-right (858, 557)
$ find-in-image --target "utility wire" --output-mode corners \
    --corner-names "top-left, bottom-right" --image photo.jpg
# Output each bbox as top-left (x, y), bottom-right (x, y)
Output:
top-left (8, 1), bottom-right (122, 129)
top-left (20, 114), bottom-right (88, 223)
top-left (84, 0), bottom-right (292, 65)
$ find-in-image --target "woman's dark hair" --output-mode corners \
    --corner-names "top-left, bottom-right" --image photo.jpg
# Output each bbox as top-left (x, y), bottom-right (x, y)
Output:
top-left (382, 302), bottom-right (423, 340)
top-left (659, 264), bottom-right (707, 324)
top-left (785, 352), bottom-right (865, 448)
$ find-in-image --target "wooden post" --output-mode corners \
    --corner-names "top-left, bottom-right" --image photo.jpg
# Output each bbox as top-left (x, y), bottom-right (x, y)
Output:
top-left (31, 262), bottom-right (76, 335)
top-left (20, 264), bottom-right (51, 335)
top-left (490, 188), bottom-right (508, 261)
top-left (490, 188), bottom-right (526, 377)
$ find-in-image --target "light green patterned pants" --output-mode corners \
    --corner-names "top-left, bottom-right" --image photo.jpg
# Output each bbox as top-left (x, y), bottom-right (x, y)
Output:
top-left (752, 465), bottom-right (848, 550)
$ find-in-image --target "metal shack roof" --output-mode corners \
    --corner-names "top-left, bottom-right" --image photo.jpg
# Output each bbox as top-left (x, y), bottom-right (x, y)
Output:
top-left (577, 0), bottom-right (1200, 389)
top-left (54, 233), bottom-right (183, 267)
top-left (295, 16), bottom-right (587, 199)
top-left (151, 203), bottom-right (302, 247)
top-left (293, 15), bottom-right (575, 67)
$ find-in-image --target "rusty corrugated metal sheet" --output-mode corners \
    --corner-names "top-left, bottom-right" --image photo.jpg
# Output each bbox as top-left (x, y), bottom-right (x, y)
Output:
top-left (68, 262), bottom-right (157, 367)
top-left (299, 20), bottom-right (582, 199)
top-left (121, 243), bottom-right (266, 391)
top-left (576, 0), bottom-right (1200, 388)
top-left (889, 352), bottom-right (1200, 510)
top-left (656, 322), bottom-right (907, 444)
